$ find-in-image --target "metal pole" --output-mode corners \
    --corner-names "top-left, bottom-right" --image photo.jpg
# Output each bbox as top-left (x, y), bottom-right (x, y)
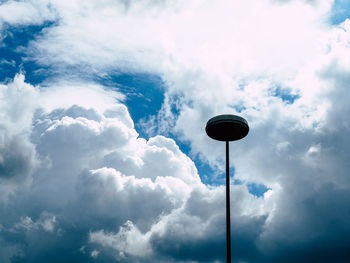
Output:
top-left (206, 114), bottom-right (249, 262)
top-left (226, 141), bottom-right (231, 263)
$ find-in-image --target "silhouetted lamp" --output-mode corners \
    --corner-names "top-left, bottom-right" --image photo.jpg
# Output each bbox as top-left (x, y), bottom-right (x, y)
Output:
top-left (205, 114), bottom-right (249, 263)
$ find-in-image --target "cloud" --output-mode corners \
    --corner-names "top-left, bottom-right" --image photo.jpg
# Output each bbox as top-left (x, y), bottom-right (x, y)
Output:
top-left (0, 74), bottom-right (39, 200)
top-left (90, 220), bottom-right (152, 258)
top-left (0, 73), bottom-right (272, 262)
top-left (0, 0), bottom-right (56, 30)
top-left (88, 172), bottom-right (268, 262)
top-left (0, 73), bottom-right (268, 262)
top-left (1, 0), bottom-right (350, 262)
top-left (22, 0), bottom-right (331, 77)
top-left (13, 212), bottom-right (57, 233)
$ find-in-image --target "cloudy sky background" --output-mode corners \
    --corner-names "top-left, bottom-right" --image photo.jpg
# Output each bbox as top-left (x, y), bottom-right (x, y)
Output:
top-left (0, 0), bottom-right (350, 262)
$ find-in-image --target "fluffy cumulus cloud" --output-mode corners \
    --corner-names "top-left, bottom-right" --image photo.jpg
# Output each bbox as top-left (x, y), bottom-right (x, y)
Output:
top-left (1, 0), bottom-right (350, 262)
top-left (0, 74), bottom-right (267, 262)
top-left (0, 74), bottom-right (39, 200)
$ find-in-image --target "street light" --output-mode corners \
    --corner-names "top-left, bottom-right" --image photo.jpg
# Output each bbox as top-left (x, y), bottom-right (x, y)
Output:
top-left (205, 114), bottom-right (249, 263)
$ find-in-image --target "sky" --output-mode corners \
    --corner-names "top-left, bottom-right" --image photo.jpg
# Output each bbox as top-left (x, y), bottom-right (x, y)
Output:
top-left (0, 0), bottom-right (350, 262)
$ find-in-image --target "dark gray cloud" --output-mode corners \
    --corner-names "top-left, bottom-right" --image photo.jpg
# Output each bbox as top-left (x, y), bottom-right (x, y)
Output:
top-left (150, 187), bottom-right (267, 262)
top-left (0, 134), bottom-right (35, 181)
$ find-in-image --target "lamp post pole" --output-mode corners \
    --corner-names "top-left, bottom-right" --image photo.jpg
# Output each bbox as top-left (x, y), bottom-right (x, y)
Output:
top-left (205, 114), bottom-right (249, 263)
top-left (226, 140), bottom-right (231, 263)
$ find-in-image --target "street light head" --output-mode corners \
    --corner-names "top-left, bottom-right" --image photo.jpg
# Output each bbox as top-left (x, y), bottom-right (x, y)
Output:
top-left (206, 114), bottom-right (249, 141)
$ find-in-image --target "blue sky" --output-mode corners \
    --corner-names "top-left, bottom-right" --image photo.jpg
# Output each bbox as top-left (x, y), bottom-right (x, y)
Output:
top-left (330, 0), bottom-right (350, 24)
top-left (1, 0), bottom-right (350, 262)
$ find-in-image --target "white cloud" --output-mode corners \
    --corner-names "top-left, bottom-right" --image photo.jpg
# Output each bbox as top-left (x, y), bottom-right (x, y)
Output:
top-left (0, 73), bottom-right (273, 262)
top-left (91, 249), bottom-right (100, 258)
top-left (24, 0), bottom-right (331, 77)
top-left (90, 220), bottom-right (152, 258)
top-left (39, 82), bottom-right (125, 115)
top-left (13, 212), bottom-right (56, 233)
top-left (0, 0), bottom-right (56, 30)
